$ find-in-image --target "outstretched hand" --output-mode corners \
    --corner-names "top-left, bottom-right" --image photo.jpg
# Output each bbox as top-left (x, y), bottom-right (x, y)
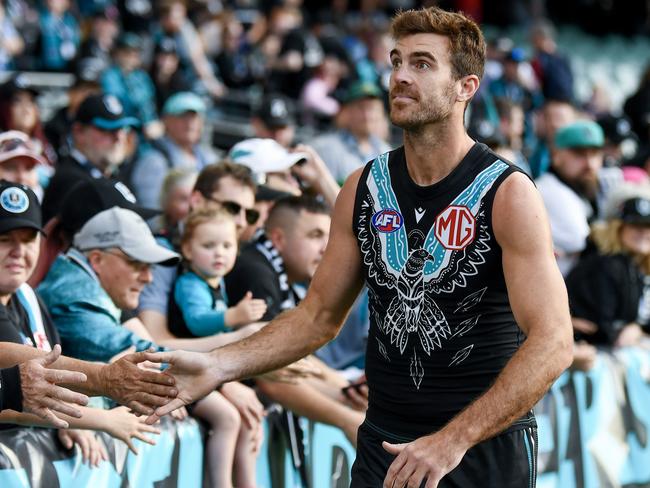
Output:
top-left (142, 350), bottom-right (219, 424)
top-left (101, 350), bottom-right (177, 415)
top-left (382, 432), bottom-right (467, 488)
top-left (19, 344), bottom-right (89, 429)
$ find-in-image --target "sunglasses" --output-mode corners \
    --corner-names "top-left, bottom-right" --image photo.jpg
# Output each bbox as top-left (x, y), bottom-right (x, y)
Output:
top-left (206, 197), bottom-right (260, 225)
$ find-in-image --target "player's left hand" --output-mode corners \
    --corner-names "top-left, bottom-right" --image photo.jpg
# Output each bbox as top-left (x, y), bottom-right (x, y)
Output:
top-left (382, 433), bottom-right (467, 488)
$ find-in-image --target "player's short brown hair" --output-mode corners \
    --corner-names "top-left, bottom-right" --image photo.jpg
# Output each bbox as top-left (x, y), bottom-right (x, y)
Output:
top-left (390, 7), bottom-right (486, 80)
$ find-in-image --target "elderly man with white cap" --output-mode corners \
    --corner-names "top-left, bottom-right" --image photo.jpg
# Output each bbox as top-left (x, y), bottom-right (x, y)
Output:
top-left (38, 207), bottom-right (180, 362)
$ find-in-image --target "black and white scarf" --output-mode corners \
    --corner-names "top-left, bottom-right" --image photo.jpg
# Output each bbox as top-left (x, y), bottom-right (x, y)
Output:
top-left (253, 229), bottom-right (305, 311)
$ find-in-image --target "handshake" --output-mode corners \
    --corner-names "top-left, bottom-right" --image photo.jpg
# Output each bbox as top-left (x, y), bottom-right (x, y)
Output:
top-left (7, 343), bottom-right (321, 427)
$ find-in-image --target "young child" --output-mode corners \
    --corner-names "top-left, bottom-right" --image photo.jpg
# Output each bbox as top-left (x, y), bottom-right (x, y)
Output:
top-left (170, 207), bottom-right (266, 487)
top-left (170, 206), bottom-right (267, 336)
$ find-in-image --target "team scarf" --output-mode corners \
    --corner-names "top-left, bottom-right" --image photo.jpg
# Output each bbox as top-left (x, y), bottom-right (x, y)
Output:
top-left (252, 229), bottom-right (304, 311)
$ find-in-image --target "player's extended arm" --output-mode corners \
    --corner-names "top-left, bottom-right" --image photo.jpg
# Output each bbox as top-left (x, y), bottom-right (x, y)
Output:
top-left (146, 169), bottom-right (367, 420)
top-left (383, 172), bottom-right (574, 488)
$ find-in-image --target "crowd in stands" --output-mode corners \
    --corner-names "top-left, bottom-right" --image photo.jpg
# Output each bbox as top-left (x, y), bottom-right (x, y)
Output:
top-left (0, 0), bottom-right (650, 486)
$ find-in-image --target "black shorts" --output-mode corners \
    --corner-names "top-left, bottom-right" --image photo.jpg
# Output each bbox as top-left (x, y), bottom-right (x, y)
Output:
top-left (350, 420), bottom-right (538, 488)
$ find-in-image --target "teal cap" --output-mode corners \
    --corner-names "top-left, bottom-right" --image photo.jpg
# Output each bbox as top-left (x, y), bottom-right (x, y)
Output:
top-left (341, 81), bottom-right (382, 104)
top-left (554, 120), bottom-right (605, 149)
top-left (162, 92), bottom-right (207, 116)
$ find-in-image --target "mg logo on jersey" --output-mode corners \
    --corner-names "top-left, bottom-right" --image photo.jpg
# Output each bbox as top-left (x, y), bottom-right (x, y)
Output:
top-left (435, 205), bottom-right (475, 250)
top-left (372, 208), bottom-right (404, 233)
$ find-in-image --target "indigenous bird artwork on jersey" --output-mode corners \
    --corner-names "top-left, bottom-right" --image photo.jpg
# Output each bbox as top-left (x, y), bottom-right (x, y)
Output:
top-left (357, 153), bottom-right (508, 388)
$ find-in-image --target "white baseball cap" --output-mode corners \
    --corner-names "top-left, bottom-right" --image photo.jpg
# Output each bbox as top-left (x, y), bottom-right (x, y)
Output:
top-left (228, 138), bottom-right (308, 178)
top-left (73, 207), bottom-right (180, 266)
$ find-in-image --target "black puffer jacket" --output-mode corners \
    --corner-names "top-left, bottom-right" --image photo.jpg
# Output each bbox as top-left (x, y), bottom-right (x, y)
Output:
top-left (566, 253), bottom-right (645, 345)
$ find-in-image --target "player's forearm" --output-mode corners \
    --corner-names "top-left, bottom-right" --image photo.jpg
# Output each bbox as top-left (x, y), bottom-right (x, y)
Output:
top-left (210, 303), bottom-right (338, 383)
top-left (439, 329), bottom-right (572, 449)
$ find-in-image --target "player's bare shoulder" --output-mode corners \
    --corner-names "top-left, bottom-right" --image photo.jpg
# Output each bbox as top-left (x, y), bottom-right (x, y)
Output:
top-left (492, 171), bottom-right (551, 249)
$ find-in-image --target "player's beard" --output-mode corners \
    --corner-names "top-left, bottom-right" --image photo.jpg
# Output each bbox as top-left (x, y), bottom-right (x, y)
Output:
top-left (389, 81), bottom-right (456, 132)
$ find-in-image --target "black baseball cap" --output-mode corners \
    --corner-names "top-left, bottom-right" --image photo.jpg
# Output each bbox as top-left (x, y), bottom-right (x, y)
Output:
top-left (255, 94), bottom-right (296, 129)
top-left (59, 179), bottom-right (159, 235)
top-left (115, 32), bottom-right (142, 51)
top-left (597, 114), bottom-right (638, 145)
top-left (0, 74), bottom-right (38, 101)
top-left (73, 57), bottom-right (106, 86)
top-left (620, 197), bottom-right (650, 225)
top-left (155, 37), bottom-right (178, 55)
top-left (75, 93), bottom-right (140, 130)
top-left (0, 180), bottom-right (43, 234)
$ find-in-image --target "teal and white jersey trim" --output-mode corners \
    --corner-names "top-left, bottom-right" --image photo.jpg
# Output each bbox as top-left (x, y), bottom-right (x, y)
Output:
top-left (366, 153), bottom-right (509, 282)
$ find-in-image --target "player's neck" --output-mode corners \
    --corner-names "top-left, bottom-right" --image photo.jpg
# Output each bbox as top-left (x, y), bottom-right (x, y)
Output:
top-left (403, 122), bottom-right (474, 186)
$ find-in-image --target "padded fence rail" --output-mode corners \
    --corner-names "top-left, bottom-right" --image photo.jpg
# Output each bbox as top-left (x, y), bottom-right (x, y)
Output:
top-left (0, 347), bottom-right (649, 487)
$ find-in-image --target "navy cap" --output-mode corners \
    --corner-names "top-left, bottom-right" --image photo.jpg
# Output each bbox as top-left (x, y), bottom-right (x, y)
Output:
top-left (59, 179), bottom-right (159, 235)
top-left (0, 74), bottom-right (38, 100)
top-left (255, 94), bottom-right (296, 129)
top-left (115, 32), bottom-right (142, 51)
top-left (75, 94), bottom-right (140, 130)
top-left (0, 180), bottom-right (43, 234)
top-left (621, 197), bottom-right (650, 225)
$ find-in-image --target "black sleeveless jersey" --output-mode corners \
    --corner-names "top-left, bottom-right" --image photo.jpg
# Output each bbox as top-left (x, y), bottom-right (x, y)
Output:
top-left (353, 143), bottom-right (526, 438)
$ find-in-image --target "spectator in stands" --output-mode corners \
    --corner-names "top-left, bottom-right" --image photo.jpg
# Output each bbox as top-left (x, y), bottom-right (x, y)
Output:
top-left (44, 57), bottom-right (103, 158)
top-left (153, 0), bottom-right (225, 98)
top-left (597, 113), bottom-right (639, 168)
top-left (567, 185), bottom-right (650, 347)
top-left (40, 206), bottom-right (264, 486)
top-left (267, 5), bottom-right (323, 100)
top-left (251, 94), bottom-right (297, 148)
top-left (78, 5), bottom-right (119, 69)
top-left (0, 182), bottom-right (161, 463)
top-left (214, 11), bottom-right (264, 90)
top-left (0, 1), bottom-right (24, 70)
top-left (0, 131), bottom-right (47, 199)
top-left (0, 75), bottom-right (57, 166)
top-left (623, 64), bottom-right (650, 146)
top-left (495, 98), bottom-right (531, 175)
top-left (38, 207), bottom-right (179, 360)
top-left (130, 92), bottom-right (217, 209)
top-left (101, 33), bottom-right (162, 140)
top-left (309, 81), bottom-right (391, 184)
top-left (138, 162), bottom-right (264, 350)
top-left (489, 48), bottom-right (539, 114)
top-left (530, 20), bottom-right (575, 102)
top-left (537, 120), bottom-right (608, 276)
top-left (149, 37), bottom-right (192, 113)
top-left (225, 196), bottom-right (366, 445)
top-left (153, 168), bottom-right (197, 246)
top-left (38, 0), bottom-right (80, 71)
top-left (41, 93), bottom-right (139, 223)
top-left (529, 97), bottom-right (577, 178)
top-left (229, 137), bottom-right (340, 208)
top-left (30, 178), bottom-right (159, 287)
top-left (300, 54), bottom-right (345, 121)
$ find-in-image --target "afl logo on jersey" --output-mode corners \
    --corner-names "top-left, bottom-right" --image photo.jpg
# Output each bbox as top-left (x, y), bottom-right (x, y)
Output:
top-left (372, 208), bottom-right (404, 233)
top-left (435, 205), bottom-right (475, 250)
